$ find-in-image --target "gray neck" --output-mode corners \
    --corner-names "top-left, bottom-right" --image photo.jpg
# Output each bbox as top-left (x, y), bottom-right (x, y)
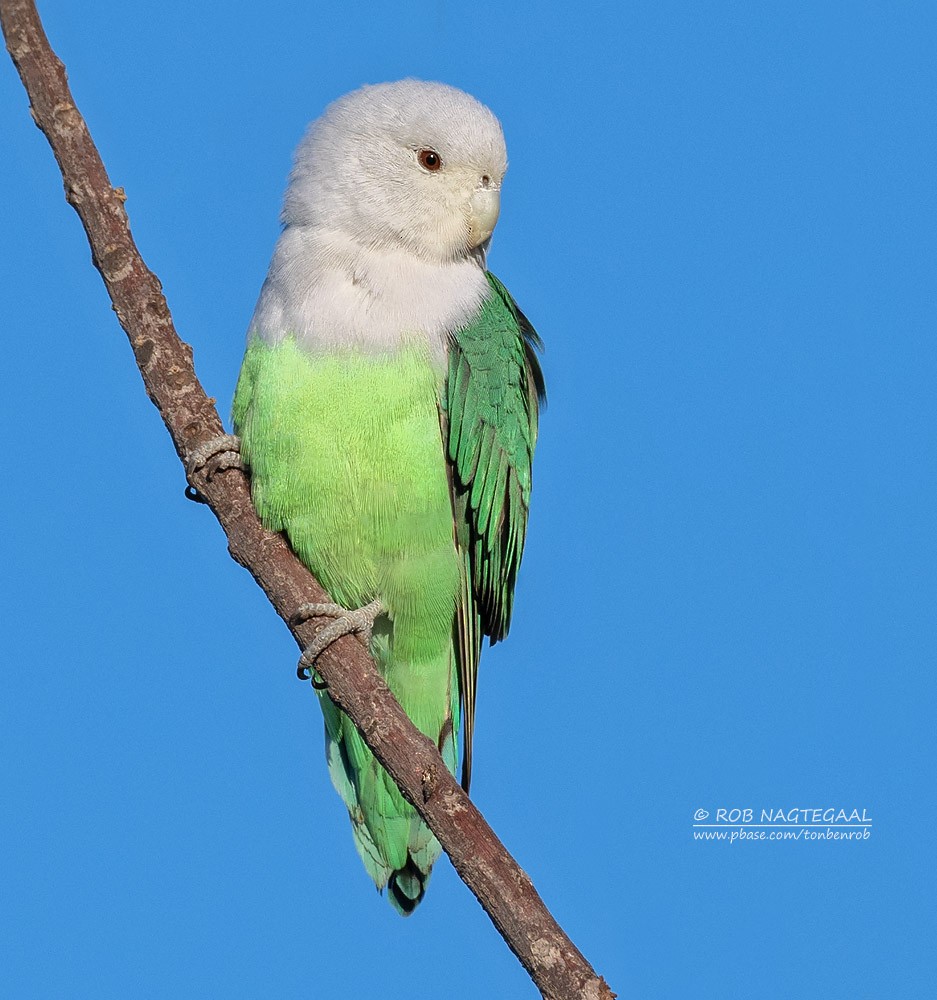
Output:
top-left (248, 224), bottom-right (490, 366)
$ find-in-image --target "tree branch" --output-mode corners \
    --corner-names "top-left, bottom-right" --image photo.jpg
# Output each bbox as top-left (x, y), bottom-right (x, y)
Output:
top-left (1, 3), bottom-right (615, 997)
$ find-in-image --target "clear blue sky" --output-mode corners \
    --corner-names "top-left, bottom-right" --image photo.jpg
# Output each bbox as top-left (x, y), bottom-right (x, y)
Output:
top-left (2, 1), bottom-right (935, 997)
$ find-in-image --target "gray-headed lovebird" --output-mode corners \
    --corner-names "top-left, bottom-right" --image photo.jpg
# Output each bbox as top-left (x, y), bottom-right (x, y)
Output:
top-left (231, 80), bottom-right (545, 914)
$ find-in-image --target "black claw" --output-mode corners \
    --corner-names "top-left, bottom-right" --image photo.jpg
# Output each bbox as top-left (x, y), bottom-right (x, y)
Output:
top-left (296, 661), bottom-right (328, 689)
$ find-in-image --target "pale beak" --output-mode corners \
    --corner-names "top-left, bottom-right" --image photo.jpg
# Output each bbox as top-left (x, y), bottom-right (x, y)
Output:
top-left (467, 186), bottom-right (501, 248)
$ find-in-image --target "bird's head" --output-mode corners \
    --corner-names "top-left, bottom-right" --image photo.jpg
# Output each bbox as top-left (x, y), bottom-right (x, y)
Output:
top-left (283, 80), bottom-right (508, 263)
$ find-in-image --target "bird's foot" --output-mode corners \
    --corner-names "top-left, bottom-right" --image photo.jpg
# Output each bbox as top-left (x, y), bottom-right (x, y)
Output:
top-left (293, 599), bottom-right (384, 683)
top-left (186, 434), bottom-right (243, 478)
top-left (185, 434), bottom-right (243, 502)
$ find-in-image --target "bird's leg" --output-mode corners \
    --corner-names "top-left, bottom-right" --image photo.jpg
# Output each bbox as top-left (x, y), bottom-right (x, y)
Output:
top-left (293, 599), bottom-right (385, 682)
top-left (184, 434), bottom-right (244, 502)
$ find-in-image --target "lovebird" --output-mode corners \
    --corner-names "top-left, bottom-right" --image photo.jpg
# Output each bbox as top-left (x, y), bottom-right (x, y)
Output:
top-left (231, 80), bottom-right (545, 914)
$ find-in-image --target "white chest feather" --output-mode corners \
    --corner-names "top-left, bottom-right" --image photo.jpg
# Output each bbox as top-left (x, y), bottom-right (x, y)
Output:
top-left (248, 225), bottom-right (489, 365)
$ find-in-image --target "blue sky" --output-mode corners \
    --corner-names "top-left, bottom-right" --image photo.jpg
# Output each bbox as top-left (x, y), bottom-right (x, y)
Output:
top-left (2, 1), bottom-right (935, 996)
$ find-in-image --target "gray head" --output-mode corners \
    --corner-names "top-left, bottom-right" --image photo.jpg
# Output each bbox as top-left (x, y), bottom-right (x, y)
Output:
top-left (283, 80), bottom-right (508, 263)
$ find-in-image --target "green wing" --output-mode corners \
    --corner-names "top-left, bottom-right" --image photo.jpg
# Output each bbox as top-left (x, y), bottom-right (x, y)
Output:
top-left (443, 271), bottom-right (545, 790)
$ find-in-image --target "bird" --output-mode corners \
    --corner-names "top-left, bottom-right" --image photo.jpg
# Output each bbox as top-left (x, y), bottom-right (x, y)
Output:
top-left (231, 79), bottom-right (545, 914)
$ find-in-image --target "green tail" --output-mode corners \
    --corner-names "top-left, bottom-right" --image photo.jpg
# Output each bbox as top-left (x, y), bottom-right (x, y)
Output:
top-left (319, 618), bottom-right (460, 915)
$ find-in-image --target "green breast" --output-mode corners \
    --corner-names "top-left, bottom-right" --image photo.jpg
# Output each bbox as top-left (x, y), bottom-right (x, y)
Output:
top-left (232, 337), bottom-right (460, 662)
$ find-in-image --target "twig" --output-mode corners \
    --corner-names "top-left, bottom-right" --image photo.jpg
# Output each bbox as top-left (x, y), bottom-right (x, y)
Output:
top-left (0, 3), bottom-right (616, 997)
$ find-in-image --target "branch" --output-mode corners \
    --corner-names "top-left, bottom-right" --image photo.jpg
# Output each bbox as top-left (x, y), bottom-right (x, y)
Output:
top-left (1, 3), bottom-right (615, 998)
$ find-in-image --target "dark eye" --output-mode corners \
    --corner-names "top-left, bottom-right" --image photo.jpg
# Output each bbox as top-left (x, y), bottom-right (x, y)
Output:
top-left (417, 149), bottom-right (442, 171)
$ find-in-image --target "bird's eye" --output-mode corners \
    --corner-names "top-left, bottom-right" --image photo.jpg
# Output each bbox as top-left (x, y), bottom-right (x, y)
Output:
top-left (417, 149), bottom-right (442, 171)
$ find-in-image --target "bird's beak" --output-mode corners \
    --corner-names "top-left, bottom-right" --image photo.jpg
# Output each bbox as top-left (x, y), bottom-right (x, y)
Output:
top-left (467, 186), bottom-right (500, 248)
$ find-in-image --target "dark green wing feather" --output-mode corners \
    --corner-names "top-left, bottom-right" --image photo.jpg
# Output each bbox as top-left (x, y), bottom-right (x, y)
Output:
top-left (442, 271), bottom-right (545, 790)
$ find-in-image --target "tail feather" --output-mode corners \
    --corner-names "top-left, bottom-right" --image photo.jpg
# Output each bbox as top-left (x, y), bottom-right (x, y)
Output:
top-left (317, 628), bottom-right (456, 914)
top-left (326, 719), bottom-right (444, 914)
top-left (406, 813), bottom-right (441, 874)
top-left (388, 859), bottom-right (430, 916)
